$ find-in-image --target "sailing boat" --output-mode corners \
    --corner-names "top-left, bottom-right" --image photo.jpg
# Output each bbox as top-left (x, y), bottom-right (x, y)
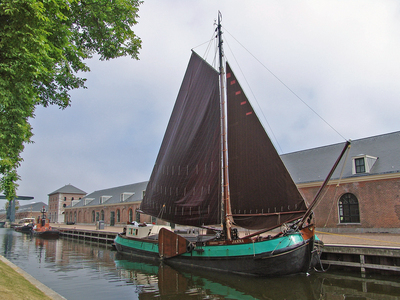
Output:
top-left (114, 14), bottom-right (350, 277)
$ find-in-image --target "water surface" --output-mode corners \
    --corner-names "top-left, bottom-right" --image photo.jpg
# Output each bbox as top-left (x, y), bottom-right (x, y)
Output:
top-left (1, 228), bottom-right (399, 299)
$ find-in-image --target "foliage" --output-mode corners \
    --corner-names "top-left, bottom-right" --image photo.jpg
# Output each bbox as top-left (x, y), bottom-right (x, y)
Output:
top-left (0, 0), bottom-right (142, 201)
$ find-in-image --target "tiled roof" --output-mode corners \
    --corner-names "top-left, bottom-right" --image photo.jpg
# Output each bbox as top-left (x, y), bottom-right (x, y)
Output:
top-left (281, 131), bottom-right (400, 184)
top-left (70, 181), bottom-right (148, 208)
top-left (0, 202), bottom-right (47, 213)
top-left (48, 184), bottom-right (86, 196)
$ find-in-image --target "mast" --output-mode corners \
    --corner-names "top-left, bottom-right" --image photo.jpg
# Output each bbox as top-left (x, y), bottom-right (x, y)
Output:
top-left (217, 12), bottom-right (232, 240)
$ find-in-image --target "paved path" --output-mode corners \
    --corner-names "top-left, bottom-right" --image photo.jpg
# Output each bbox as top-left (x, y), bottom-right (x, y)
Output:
top-left (52, 224), bottom-right (400, 248)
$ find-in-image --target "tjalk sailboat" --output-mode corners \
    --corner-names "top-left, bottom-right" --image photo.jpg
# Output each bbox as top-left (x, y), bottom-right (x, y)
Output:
top-left (114, 13), bottom-right (350, 277)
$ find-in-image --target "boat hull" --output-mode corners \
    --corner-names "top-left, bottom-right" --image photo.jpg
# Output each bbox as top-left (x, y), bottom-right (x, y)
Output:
top-left (33, 230), bottom-right (60, 239)
top-left (15, 225), bottom-right (34, 233)
top-left (114, 233), bottom-right (316, 277)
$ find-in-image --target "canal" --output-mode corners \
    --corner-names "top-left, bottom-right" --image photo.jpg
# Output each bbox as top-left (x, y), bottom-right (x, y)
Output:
top-left (1, 228), bottom-right (400, 299)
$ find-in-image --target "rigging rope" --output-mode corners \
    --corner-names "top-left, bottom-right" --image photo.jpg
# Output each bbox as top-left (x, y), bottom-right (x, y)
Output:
top-left (222, 26), bottom-right (348, 144)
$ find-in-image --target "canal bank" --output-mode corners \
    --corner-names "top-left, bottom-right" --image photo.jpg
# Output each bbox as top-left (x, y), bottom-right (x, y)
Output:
top-left (0, 255), bottom-right (66, 300)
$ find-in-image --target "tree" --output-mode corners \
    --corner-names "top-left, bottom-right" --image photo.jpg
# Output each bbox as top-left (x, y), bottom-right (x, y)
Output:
top-left (0, 0), bottom-right (142, 201)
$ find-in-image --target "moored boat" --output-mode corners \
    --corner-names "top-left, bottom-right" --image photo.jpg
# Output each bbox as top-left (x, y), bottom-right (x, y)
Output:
top-left (14, 217), bottom-right (35, 233)
top-left (33, 207), bottom-right (59, 239)
top-left (114, 13), bottom-right (350, 277)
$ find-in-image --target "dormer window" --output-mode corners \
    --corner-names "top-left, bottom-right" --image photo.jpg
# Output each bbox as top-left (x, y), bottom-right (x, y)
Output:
top-left (84, 198), bottom-right (94, 206)
top-left (120, 192), bottom-right (134, 202)
top-left (355, 158), bottom-right (365, 173)
top-left (352, 155), bottom-right (378, 174)
top-left (99, 196), bottom-right (112, 204)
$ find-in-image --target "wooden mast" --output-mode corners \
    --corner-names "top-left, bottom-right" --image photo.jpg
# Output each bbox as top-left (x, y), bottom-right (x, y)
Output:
top-left (217, 12), bottom-right (232, 240)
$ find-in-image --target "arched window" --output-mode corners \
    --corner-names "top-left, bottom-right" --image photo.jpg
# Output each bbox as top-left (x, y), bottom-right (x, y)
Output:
top-left (338, 193), bottom-right (360, 223)
top-left (101, 210), bottom-right (104, 221)
top-left (128, 209), bottom-right (133, 223)
top-left (74, 211), bottom-right (77, 223)
top-left (92, 210), bottom-right (95, 222)
top-left (116, 209), bottom-right (120, 223)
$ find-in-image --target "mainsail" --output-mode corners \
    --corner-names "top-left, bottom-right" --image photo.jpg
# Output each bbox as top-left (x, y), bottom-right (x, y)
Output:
top-left (141, 52), bottom-right (309, 230)
top-left (140, 51), bottom-right (222, 227)
top-left (226, 63), bottom-right (307, 229)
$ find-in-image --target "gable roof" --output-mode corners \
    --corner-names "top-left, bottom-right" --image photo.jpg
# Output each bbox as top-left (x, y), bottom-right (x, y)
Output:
top-left (0, 202), bottom-right (47, 214)
top-left (281, 131), bottom-right (400, 184)
top-left (70, 181), bottom-right (148, 208)
top-left (48, 184), bottom-right (86, 196)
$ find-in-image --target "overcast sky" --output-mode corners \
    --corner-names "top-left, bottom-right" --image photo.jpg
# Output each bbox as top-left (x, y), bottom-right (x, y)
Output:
top-left (3, 0), bottom-right (400, 208)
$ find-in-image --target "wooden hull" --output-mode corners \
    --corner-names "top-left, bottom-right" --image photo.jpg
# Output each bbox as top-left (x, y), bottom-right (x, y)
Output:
top-left (114, 232), bottom-right (320, 277)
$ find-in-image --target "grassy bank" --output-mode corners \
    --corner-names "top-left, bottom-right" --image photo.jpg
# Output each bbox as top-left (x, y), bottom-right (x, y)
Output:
top-left (0, 258), bottom-right (53, 300)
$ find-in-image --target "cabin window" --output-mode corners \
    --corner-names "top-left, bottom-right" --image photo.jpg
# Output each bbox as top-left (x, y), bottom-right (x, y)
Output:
top-left (338, 193), bottom-right (360, 223)
top-left (355, 158), bottom-right (365, 173)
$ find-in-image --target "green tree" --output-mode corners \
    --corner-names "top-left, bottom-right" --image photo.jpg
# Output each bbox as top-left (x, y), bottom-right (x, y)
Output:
top-left (0, 0), bottom-right (142, 201)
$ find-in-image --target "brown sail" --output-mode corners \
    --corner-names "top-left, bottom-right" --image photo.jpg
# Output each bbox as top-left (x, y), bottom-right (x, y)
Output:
top-left (226, 63), bottom-right (307, 229)
top-left (140, 51), bottom-right (222, 227)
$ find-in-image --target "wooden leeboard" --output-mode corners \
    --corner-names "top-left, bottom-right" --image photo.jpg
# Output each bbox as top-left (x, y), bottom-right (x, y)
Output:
top-left (158, 228), bottom-right (189, 258)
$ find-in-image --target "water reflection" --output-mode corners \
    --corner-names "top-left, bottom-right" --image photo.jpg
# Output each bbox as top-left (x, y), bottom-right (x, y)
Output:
top-left (1, 228), bottom-right (400, 300)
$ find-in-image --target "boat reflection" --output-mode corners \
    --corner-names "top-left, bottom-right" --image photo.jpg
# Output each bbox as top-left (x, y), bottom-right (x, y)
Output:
top-left (114, 253), bottom-right (400, 300)
top-left (114, 253), bottom-right (322, 299)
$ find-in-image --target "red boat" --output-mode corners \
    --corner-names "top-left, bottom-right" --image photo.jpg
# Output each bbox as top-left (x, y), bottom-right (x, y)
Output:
top-left (33, 207), bottom-right (59, 239)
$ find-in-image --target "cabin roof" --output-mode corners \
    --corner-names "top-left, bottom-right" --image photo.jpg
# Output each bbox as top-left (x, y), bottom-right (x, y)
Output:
top-left (281, 131), bottom-right (400, 184)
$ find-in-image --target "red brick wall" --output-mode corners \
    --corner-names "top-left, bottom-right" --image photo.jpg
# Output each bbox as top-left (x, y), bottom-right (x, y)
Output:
top-left (64, 203), bottom-right (163, 226)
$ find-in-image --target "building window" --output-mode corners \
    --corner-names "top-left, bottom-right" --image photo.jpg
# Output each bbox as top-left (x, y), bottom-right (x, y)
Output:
top-left (135, 209), bottom-right (140, 223)
top-left (101, 210), bottom-right (104, 221)
top-left (128, 209), bottom-right (133, 223)
top-left (355, 158), bottom-right (365, 173)
top-left (96, 212), bottom-right (100, 222)
top-left (64, 197), bottom-right (66, 201)
top-left (92, 211), bottom-right (95, 222)
top-left (338, 193), bottom-right (360, 223)
top-left (116, 209), bottom-right (120, 223)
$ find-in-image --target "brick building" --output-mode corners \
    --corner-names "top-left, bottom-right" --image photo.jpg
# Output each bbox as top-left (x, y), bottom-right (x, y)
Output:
top-left (48, 184), bottom-right (86, 223)
top-left (282, 131), bottom-right (400, 233)
top-left (62, 131), bottom-right (400, 233)
top-left (63, 182), bottom-right (157, 226)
